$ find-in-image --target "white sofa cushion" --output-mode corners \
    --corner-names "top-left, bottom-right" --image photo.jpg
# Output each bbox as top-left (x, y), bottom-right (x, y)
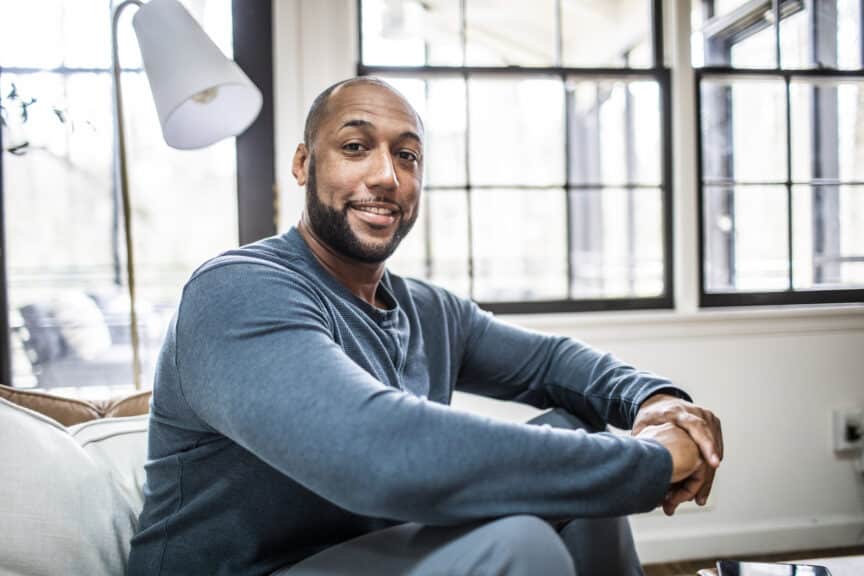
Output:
top-left (69, 414), bottom-right (149, 514)
top-left (0, 397), bottom-right (147, 576)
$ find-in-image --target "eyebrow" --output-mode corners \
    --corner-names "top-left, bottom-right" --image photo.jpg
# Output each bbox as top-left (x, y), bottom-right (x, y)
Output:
top-left (338, 119), bottom-right (422, 144)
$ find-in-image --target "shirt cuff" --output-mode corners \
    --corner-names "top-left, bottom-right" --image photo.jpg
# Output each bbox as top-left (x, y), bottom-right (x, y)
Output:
top-left (639, 386), bottom-right (693, 408)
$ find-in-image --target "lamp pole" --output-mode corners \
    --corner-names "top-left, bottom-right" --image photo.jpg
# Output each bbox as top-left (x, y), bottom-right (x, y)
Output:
top-left (111, 0), bottom-right (144, 390)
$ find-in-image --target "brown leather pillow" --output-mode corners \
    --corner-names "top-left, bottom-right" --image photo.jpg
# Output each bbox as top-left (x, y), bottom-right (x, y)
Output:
top-left (100, 390), bottom-right (152, 418)
top-left (0, 384), bottom-right (151, 426)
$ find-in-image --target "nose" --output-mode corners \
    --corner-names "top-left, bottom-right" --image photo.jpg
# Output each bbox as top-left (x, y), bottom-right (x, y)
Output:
top-left (366, 146), bottom-right (399, 192)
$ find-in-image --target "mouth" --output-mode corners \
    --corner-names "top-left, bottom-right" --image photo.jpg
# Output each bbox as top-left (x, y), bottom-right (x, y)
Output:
top-left (347, 201), bottom-right (401, 229)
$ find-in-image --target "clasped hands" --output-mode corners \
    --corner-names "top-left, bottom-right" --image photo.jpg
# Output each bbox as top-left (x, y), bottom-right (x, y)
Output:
top-left (632, 394), bottom-right (723, 516)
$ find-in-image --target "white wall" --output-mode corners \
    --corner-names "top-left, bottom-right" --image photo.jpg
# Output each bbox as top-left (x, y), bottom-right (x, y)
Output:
top-left (271, 0), bottom-right (864, 562)
top-left (273, 0), bottom-right (357, 231)
top-left (516, 308), bottom-right (864, 562)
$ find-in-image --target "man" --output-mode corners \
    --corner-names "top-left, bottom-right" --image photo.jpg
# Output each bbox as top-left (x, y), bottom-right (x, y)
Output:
top-left (129, 77), bottom-right (722, 576)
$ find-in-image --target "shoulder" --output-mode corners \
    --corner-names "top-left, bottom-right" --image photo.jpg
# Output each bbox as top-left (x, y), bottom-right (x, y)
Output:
top-left (189, 234), bottom-right (305, 283)
top-left (397, 275), bottom-right (490, 327)
top-left (180, 241), bottom-right (330, 323)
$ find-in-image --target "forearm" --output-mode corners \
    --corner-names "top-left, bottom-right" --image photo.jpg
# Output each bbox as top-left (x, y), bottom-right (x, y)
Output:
top-left (456, 311), bottom-right (689, 430)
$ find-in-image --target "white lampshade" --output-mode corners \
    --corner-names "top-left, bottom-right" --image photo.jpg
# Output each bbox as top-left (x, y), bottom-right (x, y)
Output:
top-left (132, 0), bottom-right (262, 149)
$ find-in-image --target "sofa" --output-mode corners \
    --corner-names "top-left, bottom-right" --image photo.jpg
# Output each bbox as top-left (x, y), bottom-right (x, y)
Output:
top-left (0, 384), bottom-right (151, 575)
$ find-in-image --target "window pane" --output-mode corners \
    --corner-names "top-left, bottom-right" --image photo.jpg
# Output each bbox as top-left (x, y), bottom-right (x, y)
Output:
top-left (469, 77), bottom-right (564, 186)
top-left (569, 188), bottom-right (664, 298)
top-left (428, 190), bottom-right (470, 297)
top-left (700, 78), bottom-right (787, 183)
top-left (0, 0), bottom-right (65, 67)
top-left (472, 189), bottom-right (567, 301)
top-left (465, 0), bottom-right (556, 67)
top-left (386, 192), bottom-right (428, 280)
top-left (703, 186), bottom-right (790, 292)
top-left (730, 25), bottom-right (777, 69)
top-left (793, 185), bottom-right (864, 289)
top-left (3, 73), bottom-right (126, 392)
top-left (568, 79), bottom-right (660, 186)
top-left (715, 0), bottom-right (753, 15)
top-left (779, 8), bottom-right (810, 70)
top-left (791, 78), bottom-right (864, 183)
top-left (837, 0), bottom-right (863, 69)
top-left (65, 0), bottom-right (112, 68)
top-left (561, 0), bottom-right (652, 68)
top-left (381, 75), bottom-right (467, 187)
top-left (691, 1), bottom-right (779, 68)
top-left (361, 0), bottom-right (463, 66)
top-left (781, 0), bottom-right (862, 70)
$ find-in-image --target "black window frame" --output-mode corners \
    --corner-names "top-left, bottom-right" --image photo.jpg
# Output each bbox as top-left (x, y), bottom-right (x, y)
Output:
top-left (695, 0), bottom-right (864, 307)
top-left (356, 0), bottom-right (675, 315)
top-left (0, 0), bottom-right (275, 386)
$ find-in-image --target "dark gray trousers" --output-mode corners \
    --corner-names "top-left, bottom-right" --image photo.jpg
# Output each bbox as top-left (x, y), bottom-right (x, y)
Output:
top-left (275, 409), bottom-right (643, 576)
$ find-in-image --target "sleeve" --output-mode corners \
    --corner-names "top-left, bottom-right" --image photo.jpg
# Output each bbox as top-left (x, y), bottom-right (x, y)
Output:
top-left (453, 297), bottom-right (692, 431)
top-left (175, 262), bottom-right (674, 525)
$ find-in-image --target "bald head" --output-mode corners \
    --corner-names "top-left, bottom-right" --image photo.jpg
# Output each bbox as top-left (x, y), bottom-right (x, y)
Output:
top-left (303, 77), bottom-right (423, 152)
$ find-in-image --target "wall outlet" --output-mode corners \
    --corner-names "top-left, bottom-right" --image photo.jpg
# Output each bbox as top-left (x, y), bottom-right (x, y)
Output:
top-left (833, 408), bottom-right (864, 452)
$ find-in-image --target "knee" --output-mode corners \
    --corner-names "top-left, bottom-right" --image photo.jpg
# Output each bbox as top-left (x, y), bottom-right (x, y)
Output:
top-left (487, 515), bottom-right (575, 576)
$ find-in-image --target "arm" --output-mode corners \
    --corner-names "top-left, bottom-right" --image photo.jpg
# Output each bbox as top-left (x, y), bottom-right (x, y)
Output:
top-left (454, 298), bottom-right (690, 430)
top-left (175, 263), bottom-right (674, 525)
top-left (451, 296), bottom-right (722, 513)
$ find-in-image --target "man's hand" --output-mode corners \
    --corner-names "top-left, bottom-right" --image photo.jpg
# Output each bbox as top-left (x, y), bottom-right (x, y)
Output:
top-left (632, 393), bottom-right (723, 511)
top-left (635, 422), bottom-right (701, 483)
top-left (635, 422), bottom-right (704, 516)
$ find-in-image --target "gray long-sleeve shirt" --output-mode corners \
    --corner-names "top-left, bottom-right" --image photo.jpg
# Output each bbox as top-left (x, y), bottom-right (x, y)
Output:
top-left (128, 227), bottom-right (683, 576)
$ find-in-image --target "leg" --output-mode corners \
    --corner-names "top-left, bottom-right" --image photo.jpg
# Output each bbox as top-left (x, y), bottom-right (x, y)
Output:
top-left (528, 409), bottom-right (645, 576)
top-left (555, 516), bottom-right (642, 576)
top-left (273, 515), bottom-right (575, 576)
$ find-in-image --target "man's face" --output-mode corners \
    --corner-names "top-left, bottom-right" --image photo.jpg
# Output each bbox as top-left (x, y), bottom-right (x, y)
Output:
top-left (297, 82), bottom-right (424, 263)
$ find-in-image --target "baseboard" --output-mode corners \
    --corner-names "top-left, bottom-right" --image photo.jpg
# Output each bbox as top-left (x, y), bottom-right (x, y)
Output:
top-left (634, 514), bottom-right (864, 564)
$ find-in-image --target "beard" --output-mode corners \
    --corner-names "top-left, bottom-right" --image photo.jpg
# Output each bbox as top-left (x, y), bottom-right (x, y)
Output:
top-left (305, 155), bottom-right (418, 264)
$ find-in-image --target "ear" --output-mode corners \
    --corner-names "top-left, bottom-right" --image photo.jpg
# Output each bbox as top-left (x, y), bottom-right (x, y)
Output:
top-left (292, 143), bottom-right (310, 186)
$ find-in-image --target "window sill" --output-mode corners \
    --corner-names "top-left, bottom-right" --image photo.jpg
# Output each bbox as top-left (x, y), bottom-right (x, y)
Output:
top-left (499, 302), bottom-right (864, 342)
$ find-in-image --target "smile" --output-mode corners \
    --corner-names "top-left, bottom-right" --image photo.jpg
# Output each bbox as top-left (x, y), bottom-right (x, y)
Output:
top-left (348, 202), bottom-right (400, 228)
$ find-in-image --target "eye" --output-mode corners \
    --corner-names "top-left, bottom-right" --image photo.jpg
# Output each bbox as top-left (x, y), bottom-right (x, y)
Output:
top-left (342, 142), bottom-right (367, 153)
top-left (398, 149), bottom-right (419, 162)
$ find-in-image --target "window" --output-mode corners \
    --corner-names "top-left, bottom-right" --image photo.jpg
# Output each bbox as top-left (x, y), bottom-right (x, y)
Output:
top-left (694, 0), bottom-right (864, 306)
top-left (0, 0), bottom-right (254, 396)
top-left (358, 0), bottom-right (673, 313)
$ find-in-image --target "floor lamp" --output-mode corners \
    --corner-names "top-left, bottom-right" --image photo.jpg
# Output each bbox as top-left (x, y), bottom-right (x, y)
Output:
top-left (111, 0), bottom-right (262, 389)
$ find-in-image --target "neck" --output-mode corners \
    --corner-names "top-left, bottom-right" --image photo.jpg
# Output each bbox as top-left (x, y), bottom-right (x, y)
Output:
top-left (297, 218), bottom-right (387, 308)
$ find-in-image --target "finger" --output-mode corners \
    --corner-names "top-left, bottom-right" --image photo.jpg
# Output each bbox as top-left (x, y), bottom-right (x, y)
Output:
top-left (695, 467), bottom-right (716, 506)
top-left (676, 412), bottom-right (721, 468)
top-left (664, 464), bottom-right (708, 515)
top-left (663, 485), bottom-right (696, 515)
top-left (710, 413), bottom-right (724, 461)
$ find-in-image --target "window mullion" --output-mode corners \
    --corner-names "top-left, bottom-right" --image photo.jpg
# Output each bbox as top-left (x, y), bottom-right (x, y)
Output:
top-left (784, 75), bottom-right (794, 290)
top-left (564, 76), bottom-right (573, 300)
top-left (0, 102), bottom-right (10, 385)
